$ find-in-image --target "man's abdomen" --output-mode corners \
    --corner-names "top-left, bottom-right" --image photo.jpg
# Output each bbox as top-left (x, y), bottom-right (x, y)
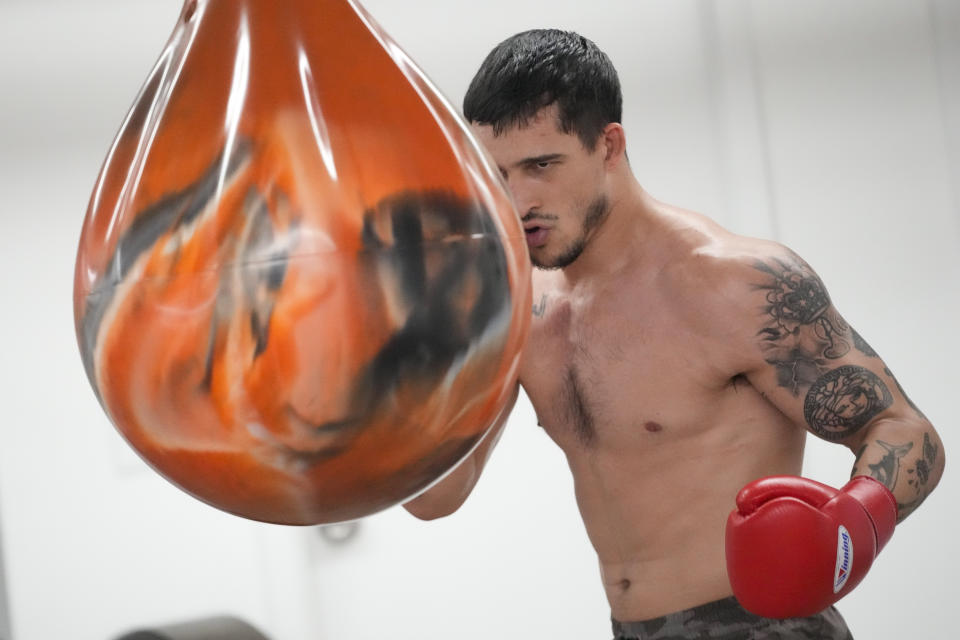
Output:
top-left (566, 405), bottom-right (806, 620)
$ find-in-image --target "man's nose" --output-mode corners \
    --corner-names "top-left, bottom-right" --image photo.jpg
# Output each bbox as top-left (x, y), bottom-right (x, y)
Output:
top-left (505, 177), bottom-right (539, 215)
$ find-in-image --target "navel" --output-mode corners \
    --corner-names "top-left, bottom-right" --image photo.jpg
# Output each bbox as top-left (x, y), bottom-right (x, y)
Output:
top-left (644, 421), bottom-right (663, 433)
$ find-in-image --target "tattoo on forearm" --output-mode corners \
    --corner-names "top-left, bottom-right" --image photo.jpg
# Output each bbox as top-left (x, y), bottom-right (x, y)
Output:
top-left (852, 443), bottom-right (868, 470)
top-left (898, 432), bottom-right (940, 519)
top-left (909, 433), bottom-right (938, 489)
top-left (898, 497), bottom-right (921, 520)
top-left (867, 440), bottom-right (913, 488)
top-left (856, 433), bottom-right (940, 521)
top-left (803, 365), bottom-right (893, 441)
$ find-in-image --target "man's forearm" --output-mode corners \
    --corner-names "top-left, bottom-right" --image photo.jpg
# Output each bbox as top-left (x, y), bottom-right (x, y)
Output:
top-left (403, 384), bottom-right (518, 520)
top-left (850, 417), bottom-right (945, 522)
top-left (403, 452), bottom-right (483, 520)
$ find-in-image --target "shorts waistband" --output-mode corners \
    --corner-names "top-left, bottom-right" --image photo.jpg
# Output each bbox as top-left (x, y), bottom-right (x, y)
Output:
top-left (612, 596), bottom-right (853, 640)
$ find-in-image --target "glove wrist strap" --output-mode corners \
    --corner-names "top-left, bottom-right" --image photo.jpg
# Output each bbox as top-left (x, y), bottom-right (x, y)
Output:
top-left (844, 475), bottom-right (898, 551)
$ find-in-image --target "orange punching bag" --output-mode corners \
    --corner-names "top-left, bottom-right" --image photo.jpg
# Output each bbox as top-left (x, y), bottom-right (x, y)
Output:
top-left (73, 0), bottom-right (530, 525)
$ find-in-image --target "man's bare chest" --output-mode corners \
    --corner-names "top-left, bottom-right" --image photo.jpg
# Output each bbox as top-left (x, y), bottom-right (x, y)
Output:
top-left (519, 292), bottom-right (731, 449)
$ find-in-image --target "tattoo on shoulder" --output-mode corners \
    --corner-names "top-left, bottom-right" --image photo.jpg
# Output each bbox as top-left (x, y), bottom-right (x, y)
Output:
top-left (754, 253), bottom-right (854, 396)
top-left (803, 365), bottom-right (893, 441)
top-left (754, 254), bottom-right (826, 332)
top-left (532, 293), bottom-right (547, 318)
top-left (754, 253), bottom-right (848, 355)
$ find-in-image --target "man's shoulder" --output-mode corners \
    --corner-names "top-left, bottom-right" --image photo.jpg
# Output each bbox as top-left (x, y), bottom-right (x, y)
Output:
top-left (661, 225), bottom-right (770, 284)
top-left (667, 220), bottom-right (797, 287)
top-left (659, 225), bottom-right (804, 327)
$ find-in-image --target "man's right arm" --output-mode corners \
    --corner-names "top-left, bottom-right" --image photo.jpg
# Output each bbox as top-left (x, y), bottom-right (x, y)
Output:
top-left (403, 383), bottom-right (519, 520)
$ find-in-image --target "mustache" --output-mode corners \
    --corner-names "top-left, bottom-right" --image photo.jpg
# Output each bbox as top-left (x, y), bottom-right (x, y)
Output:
top-left (521, 212), bottom-right (559, 223)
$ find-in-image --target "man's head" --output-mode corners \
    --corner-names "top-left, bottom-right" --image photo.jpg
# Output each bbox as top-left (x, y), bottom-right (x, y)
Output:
top-left (464, 29), bottom-right (622, 151)
top-left (463, 30), bottom-right (626, 270)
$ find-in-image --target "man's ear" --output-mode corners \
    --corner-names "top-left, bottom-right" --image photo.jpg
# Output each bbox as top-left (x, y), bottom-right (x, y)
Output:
top-left (600, 123), bottom-right (626, 167)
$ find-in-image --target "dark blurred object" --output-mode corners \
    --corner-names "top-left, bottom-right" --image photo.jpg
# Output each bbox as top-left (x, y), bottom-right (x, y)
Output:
top-left (113, 615), bottom-right (270, 640)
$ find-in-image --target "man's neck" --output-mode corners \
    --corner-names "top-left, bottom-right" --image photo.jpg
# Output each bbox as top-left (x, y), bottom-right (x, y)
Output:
top-left (560, 182), bottom-right (659, 288)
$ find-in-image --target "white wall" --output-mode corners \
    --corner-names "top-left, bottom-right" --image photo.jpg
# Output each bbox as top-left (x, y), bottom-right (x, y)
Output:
top-left (0, 1), bottom-right (956, 639)
top-left (0, 3), bottom-right (332, 639)
top-left (742, 3), bottom-right (960, 637)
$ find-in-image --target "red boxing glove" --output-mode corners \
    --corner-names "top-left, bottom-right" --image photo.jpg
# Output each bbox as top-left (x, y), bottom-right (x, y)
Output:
top-left (725, 475), bottom-right (897, 619)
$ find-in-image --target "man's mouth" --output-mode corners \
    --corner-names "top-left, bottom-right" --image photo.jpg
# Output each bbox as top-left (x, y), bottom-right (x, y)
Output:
top-left (524, 225), bottom-right (549, 248)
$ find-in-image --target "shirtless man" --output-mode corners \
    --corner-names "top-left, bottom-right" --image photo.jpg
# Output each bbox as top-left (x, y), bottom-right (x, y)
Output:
top-left (404, 29), bottom-right (945, 639)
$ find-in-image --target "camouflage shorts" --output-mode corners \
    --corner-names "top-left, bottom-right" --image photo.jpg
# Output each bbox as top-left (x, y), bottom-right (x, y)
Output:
top-left (612, 597), bottom-right (854, 640)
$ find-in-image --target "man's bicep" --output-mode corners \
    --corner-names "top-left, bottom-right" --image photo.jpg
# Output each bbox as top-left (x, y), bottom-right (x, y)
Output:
top-left (745, 347), bottom-right (903, 446)
top-left (739, 248), bottom-right (920, 446)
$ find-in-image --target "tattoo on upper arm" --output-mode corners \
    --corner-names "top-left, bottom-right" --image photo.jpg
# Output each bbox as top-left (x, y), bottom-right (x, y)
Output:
top-left (803, 365), bottom-right (894, 441)
top-left (884, 367), bottom-right (928, 421)
top-left (852, 329), bottom-right (878, 358)
top-left (754, 255), bottom-right (853, 398)
top-left (752, 254), bottom-right (900, 439)
top-left (850, 328), bottom-right (928, 422)
top-left (851, 328), bottom-right (929, 418)
top-left (764, 350), bottom-right (821, 396)
top-left (850, 327), bottom-right (927, 420)
top-left (755, 254), bottom-right (850, 361)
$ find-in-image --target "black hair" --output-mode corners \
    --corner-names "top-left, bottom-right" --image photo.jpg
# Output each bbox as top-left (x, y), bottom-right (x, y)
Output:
top-left (463, 29), bottom-right (622, 150)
